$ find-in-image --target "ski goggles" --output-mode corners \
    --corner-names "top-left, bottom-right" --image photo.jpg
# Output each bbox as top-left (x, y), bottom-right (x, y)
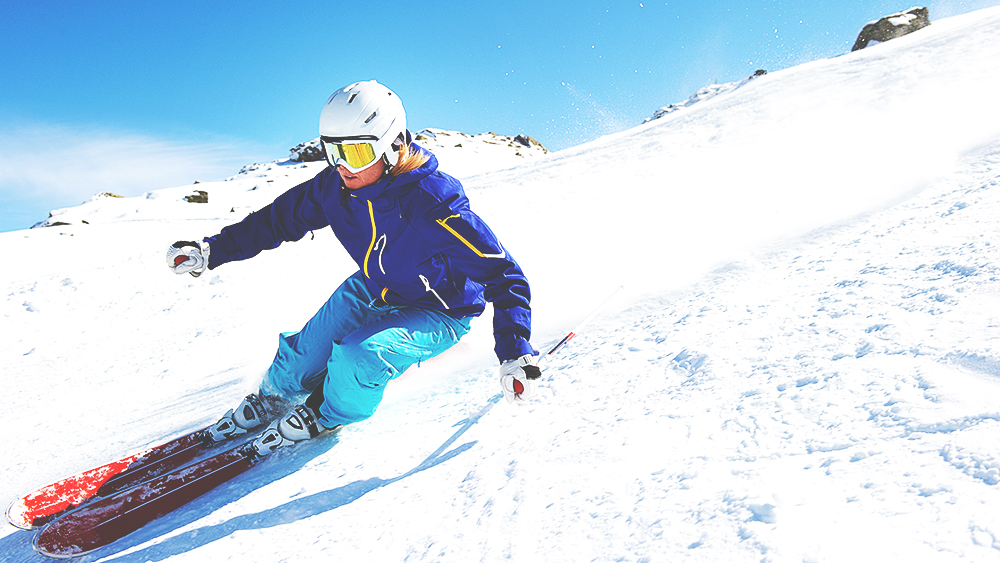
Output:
top-left (321, 135), bottom-right (381, 172)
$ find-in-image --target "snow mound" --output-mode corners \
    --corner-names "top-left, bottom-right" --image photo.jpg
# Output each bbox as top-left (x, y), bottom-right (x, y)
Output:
top-left (411, 128), bottom-right (549, 179)
top-left (643, 70), bottom-right (767, 123)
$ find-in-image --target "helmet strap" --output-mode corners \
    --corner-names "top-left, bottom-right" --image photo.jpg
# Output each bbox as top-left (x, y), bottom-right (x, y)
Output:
top-left (382, 132), bottom-right (408, 178)
top-left (379, 155), bottom-right (393, 179)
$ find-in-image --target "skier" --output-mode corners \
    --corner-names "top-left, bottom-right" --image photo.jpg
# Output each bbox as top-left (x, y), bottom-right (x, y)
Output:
top-left (166, 80), bottom-right (540, 455)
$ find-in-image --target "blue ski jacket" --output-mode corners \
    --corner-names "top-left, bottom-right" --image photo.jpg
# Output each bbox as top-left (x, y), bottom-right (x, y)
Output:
top-left (204, 146), bottom-right (534, 363)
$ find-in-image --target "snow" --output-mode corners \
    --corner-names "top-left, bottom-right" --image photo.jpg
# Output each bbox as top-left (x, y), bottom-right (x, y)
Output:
top-left (889, 13), bottom-right (920, 27)
top-left (642, 72), bottom-right (765, 123)
top-left (3, 6), bottom-right (1000, 562)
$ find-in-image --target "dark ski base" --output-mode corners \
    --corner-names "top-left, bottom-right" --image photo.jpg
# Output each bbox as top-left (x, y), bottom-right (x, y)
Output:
top-left (34, 442), bottom-right (259, 559)
top-left (7, 426), bottom-right (217, 530)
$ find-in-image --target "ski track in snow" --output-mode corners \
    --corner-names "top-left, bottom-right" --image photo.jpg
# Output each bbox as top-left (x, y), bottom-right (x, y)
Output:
top-left (3, 7), bottom-right (1000, 563)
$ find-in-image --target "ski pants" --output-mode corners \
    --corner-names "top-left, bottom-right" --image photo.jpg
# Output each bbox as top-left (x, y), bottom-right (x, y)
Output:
top-left (260, 270), bottom-right (472, 427)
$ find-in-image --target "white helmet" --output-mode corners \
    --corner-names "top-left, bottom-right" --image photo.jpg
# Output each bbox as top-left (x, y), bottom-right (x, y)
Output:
top-left (318, 80), bottom-right (406, 172)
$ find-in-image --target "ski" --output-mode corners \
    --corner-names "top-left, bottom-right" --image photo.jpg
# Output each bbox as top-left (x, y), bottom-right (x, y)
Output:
top-left (34, 440), bottom-right (263, 559)
top-left (7, 425), bottom-right (217, 531)
top-left (8, 394), bottom-right (281, 531)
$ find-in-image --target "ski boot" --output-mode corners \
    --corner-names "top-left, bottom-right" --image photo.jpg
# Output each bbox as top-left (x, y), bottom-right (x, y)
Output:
top-left (203, 392), bottom-right (285, 444)
top-left (249, 404), bottom-right (338, 457)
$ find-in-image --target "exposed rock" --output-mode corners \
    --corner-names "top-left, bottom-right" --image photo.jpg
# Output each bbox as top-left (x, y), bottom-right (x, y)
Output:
top-left (32, 217), bottom-right (88, 229)
top-left (514, 134), bottom-right (545, 150)
top-left (289, 139), bottom-right (325, 162)
top-left (852, 7), bottom-right (930, 52)
top-left (184, 190), bottom-right (208, 203)
top-left (237, 163), bottom-right (263, 175)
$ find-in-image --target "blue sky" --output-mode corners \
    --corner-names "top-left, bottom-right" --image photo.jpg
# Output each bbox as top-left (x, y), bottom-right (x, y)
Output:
top-left (2, 0), bottom-right (997, 232)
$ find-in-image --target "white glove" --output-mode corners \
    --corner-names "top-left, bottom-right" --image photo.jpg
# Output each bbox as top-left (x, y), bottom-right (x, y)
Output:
top-left (166, 240), bottom-right (210, 277)
top-left (500, 354), bottom-right (541, 403)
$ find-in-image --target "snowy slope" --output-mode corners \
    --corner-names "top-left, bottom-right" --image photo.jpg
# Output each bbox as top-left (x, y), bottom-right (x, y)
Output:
top-left (3, 6), bottom-right (1000, 562)
top-left (642, 70), bottom-right (767, 123)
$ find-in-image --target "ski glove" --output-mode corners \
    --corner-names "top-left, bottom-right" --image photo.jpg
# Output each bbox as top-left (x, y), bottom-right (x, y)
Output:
top-left (500, 354), bottom-right (542, 403)
top-left (166, 240), bottom-right (209, 277)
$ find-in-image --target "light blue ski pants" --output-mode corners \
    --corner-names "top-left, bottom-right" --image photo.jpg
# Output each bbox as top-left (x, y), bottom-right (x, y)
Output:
top-left (260, 270), bottom-right (472, 427)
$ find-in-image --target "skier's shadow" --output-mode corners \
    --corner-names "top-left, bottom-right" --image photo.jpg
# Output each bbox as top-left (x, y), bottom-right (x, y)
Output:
top-left (101, 393), bottom-right (503, 563)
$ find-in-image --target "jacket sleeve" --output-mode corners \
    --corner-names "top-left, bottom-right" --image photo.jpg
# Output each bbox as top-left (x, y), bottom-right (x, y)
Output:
top-left (204, 172), bottom-right (333, 268)
top-left (419, 192), bottom-right (535, 363)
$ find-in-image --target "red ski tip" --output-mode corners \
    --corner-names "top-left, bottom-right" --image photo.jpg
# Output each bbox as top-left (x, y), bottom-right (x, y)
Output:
top-left (6, 453), bottom-right (147, 530)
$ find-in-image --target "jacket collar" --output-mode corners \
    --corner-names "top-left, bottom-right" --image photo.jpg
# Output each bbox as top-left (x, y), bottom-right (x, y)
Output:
top-left (338, 143), bottom-right (438, 200)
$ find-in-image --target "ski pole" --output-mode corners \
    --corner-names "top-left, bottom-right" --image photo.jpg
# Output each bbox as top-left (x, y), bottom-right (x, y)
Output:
top-left (537, 285), bottom-right (624, 365)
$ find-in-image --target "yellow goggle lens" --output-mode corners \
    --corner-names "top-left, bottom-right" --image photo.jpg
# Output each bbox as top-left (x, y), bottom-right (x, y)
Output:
top-left (331, 142), bottom-right (377, 169)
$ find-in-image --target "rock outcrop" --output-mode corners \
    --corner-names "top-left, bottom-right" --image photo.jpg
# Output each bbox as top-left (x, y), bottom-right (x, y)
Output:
top-left (289, 139), bottom-right (325, 163)
top-left (852, 7), bottom-right (930, 51)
